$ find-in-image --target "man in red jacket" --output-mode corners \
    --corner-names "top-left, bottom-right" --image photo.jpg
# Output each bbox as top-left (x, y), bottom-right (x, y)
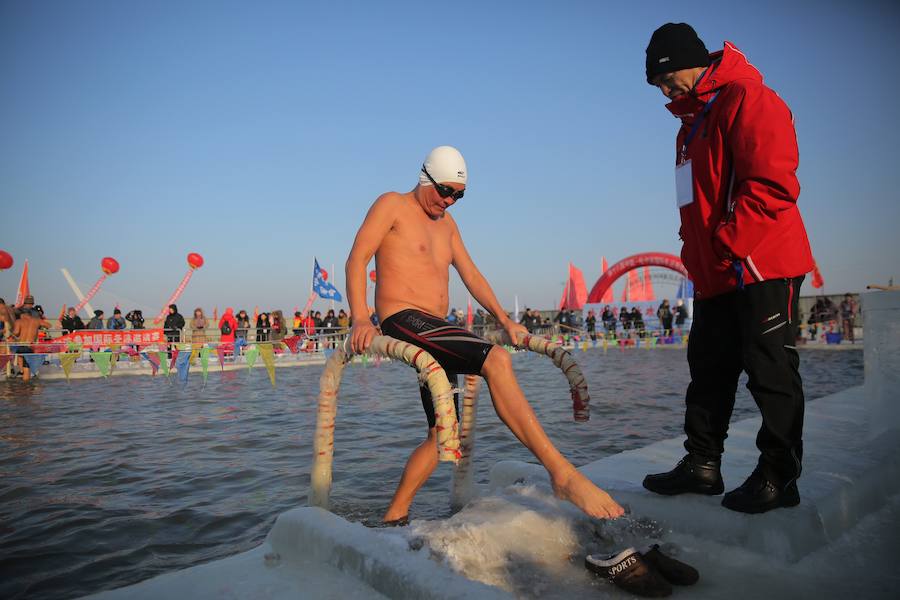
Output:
top-left (641, 23), bottom-right (813, 514)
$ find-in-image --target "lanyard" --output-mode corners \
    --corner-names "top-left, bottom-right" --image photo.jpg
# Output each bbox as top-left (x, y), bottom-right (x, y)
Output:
top-left (679, 91), bottom-right (720, 164)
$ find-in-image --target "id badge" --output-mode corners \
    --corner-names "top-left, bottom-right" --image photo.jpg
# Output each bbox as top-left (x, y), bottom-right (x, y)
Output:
top-left (675, 160), bottom-right (694, 208)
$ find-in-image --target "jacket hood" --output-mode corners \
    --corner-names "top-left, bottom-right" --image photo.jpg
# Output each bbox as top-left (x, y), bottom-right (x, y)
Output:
top-left (224, 307), bottom-right (234, 317)
top-left (666, 42), bottom-right (763, 120)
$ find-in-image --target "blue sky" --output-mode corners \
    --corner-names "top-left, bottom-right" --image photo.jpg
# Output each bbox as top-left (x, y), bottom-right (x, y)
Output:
top-left (2, 0), bottom-right (898, 316)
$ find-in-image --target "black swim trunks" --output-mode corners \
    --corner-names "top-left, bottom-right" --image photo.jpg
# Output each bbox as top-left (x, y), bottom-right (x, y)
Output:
top-left (380, 308), bottom-right (494, 428)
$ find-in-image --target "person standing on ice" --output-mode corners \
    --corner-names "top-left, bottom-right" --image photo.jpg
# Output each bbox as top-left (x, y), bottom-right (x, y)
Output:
top-left (641, 23), bottom-right (813, 513)
top-left (346, 146), bottom-right (624, 524)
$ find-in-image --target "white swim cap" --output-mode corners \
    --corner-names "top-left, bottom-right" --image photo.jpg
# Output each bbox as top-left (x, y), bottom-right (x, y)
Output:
top-left (419, 145), bottom-right (467, 187)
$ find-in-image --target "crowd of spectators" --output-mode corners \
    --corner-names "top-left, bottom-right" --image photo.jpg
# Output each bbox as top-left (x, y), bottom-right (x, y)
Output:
top-left (1, 294), bottom-right (859, 352)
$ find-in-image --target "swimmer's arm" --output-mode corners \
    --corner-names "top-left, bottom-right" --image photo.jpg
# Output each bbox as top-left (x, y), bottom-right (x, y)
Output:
top-left (448, 217), bottom-right (512, 328)
top-left (346, 194), bottom-right (398, 350)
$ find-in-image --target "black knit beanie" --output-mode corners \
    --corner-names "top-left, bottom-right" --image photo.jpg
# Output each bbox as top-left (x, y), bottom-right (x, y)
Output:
top-left (646, 23), bottom-right (710, 84)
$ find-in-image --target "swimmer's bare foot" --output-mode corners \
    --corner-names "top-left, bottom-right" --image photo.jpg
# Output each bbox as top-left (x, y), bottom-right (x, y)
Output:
top-left (383, 506), bottom-right (411, 524)
top-left (552, 466), bottom-right (625, 519)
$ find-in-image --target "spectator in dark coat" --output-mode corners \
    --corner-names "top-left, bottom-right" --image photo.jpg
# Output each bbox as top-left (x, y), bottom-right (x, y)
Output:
top-left (61, 307), bottom-right (86, 333)
top-left (164, 304), bottom-right (185, 343)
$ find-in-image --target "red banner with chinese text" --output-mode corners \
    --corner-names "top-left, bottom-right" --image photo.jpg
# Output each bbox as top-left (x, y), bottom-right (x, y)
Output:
top-left (55, 329), bottom-right (167, 348)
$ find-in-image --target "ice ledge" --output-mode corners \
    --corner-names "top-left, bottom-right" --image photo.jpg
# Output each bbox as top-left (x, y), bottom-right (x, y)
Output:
top-left (265, 507), bottom-right (510, 600)
top-left (490, 385), bottom-right (900, 563)
top-left (85, 507), bottom-right (510, 600)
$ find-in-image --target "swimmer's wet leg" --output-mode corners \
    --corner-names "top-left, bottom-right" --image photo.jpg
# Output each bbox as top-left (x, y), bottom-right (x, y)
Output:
top-left (480, 346), bottom-right (624, 519)
top-left (383, 427), bottom-right (439, 523)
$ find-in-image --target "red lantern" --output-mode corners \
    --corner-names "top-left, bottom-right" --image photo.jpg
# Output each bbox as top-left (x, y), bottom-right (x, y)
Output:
top-left (101, 257), bottom-right (120, 275)
top-left (0, 250), bottom-right (12, 271)
top-left (187, 252), bottom-right (205, 269)
top-left (369, 269), bottom-right (377, 283)
top-left (321, 269), bottom-right (328, 281)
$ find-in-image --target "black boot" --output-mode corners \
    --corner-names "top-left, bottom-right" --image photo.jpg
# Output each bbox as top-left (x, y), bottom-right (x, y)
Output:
top-left (642, 455), bottom-right (724, 496)
top-left (721, 467), bottom-right (799, 514)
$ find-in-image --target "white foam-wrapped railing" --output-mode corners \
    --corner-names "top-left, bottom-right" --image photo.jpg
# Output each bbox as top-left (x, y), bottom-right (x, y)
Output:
top-left (483, 330), bottom-right (590, 421)
top-left (310, 335), bottom-right (459, 509)
top-left (450, 374), bottom-right (481, 510)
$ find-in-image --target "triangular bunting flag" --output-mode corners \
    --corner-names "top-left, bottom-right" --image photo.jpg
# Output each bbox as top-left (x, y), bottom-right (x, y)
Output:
top-left (200, 347), bottom-right (210, 384)
top-left (0, 354), bottom-right (12, 371)
top-left (24, 354), bottom-right (46, 376)
top-left (92, 352), bottom-right (112, 377)
top-left (282, 336), bottom-right (301, 354)
top-left (158, 352), bottom-right (170, 376)
top-left (175, 350), bottom-right (191, 384)
top-left (189, 348), bottom-right (200, 365)
top-left (144, 352), bottom-right (160, 376)
top-left (216, 345), bottom-right (227, 370)
top-left (60, 352), bottom-right (79, 380)
top-left (169, 348), bottom-right (179, 372)
top-left (245, 346), bottom-right (259, 370)
top-left (258, 344), bottom-right (276, 387)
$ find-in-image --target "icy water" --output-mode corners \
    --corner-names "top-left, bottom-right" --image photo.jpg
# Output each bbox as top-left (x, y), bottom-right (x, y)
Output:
top-left (1, 347), bottom-right (863, 599)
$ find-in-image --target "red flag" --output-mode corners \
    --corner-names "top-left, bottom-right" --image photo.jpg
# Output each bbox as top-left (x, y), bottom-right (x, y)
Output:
top-left (620, 274), bottom-right (629, 303)
top-left (558, 263), bottom-right (588, 310)
top-left (628, 269), bottom-right (643, 302)
top-left (600, 257), bottom-right (613, 303)
top-left (570, 264), bottom-right (588, 309)
top-left (15, 259), bottom-right (30, 306)
top-left (466, 297), bottom-right (474, 331)
top-left (559, 278), bottom-right (570, 310)
top-left (642, 267), bottom-right (656, 301)
top-left (213, 306), bottom-right (219, 322)
top-left (811, 261), bottom-right (824, 289)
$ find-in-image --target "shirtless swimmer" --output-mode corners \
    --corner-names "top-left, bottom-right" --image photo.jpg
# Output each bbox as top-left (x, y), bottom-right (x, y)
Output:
top-left (346, 146), bottom-right (624, 523)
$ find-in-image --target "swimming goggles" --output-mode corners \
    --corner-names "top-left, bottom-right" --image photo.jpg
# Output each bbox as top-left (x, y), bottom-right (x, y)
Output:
top-left (421, 165), bottom-right (465, 201)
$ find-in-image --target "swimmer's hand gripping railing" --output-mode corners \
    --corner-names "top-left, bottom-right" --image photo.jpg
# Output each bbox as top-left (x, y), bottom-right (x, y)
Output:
top-left (310, 335), bottom-right (460, 509)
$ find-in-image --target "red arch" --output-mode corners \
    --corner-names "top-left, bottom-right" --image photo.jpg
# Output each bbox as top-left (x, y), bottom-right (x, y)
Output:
top-left (587, 252), bottom-right (690, 304)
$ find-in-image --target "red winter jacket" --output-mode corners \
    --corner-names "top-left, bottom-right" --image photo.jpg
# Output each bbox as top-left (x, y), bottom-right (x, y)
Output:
top-left (667, 42), bottom-right (813, 299)
top-left (218, 308), bottom-right (237, 343)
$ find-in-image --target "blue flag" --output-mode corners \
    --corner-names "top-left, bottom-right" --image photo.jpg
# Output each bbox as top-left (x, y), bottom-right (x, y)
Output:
top-left (24, 354), bottom-right (46, 376)
top-left (313, 259), bottom-right (343, 302)
top-left (175, 350), bottom-right (191, 384)
top-left (677, 278), bottom-right (694, 299)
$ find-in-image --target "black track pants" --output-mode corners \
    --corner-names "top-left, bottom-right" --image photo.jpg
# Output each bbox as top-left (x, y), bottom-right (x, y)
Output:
top-left (684, 276), bottom-right (805, 486)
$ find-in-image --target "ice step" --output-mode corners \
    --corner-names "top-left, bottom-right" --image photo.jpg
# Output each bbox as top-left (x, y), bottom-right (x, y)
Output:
top-left (489, 385), bottom-right (900, 562)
